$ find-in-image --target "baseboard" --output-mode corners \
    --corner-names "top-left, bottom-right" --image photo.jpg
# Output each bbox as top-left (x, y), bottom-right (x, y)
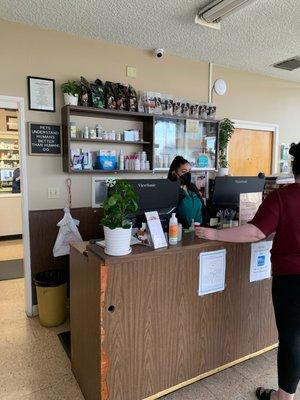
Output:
top-left (32, 304), bottom-right (38, 317)
top-left (143, 343), bottom-right (279, 400)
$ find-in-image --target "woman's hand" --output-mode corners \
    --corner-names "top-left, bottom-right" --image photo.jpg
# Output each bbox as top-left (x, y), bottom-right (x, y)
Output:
top-left (195, 227), bottom-right (218, 240)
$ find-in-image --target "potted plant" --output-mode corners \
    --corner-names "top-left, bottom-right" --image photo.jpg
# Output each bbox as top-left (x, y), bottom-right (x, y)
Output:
top-left (61, 80), bottom-right (80, 106)
top-left (101, 179), bottom-right (138, 256)
top-left (218, 118), bottom-right (235, 176)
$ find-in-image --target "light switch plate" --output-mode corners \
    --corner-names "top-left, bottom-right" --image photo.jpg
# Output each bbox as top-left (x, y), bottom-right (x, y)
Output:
top-left (126, 66), bottom-right (137, 78)
top-left (48, 187), bottom-right (60, 199)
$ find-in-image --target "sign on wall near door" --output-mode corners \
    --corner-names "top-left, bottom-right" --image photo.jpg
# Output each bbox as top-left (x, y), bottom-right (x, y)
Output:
top-left (28, 123), bottom-right (61, 155)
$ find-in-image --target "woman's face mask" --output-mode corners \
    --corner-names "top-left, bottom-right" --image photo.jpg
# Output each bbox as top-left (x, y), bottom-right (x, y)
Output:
top-left (179, 171), bottom-right (191, 185)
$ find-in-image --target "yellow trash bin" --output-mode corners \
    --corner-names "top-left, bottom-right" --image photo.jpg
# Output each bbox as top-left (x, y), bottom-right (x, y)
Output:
top-left (34, 270), bottom-right (67, 327)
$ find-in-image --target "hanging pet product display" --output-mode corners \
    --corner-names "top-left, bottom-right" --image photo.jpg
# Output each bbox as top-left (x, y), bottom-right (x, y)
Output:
top-left (79, 76), bottom-right (92, 107)
top-left (90, 79), bottom-right (105, 109)
top-left (126, 85), bottom-right (138, 112)
top-left (104, 81), bottom-right (117, 109)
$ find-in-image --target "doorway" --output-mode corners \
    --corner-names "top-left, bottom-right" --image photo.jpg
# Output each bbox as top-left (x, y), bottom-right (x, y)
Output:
top-left (0, 108), bottom-right (23, 279)
top-left (0, 96), bottom-right (32, 316)
top-left (228, 121), bottom-right (279, 176)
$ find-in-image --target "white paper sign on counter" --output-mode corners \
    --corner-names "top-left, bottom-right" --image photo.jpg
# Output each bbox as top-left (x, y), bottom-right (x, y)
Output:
top-left (250, 241), bottom-right (272, 282)
top-left (239, 192), bottom-right (262, 226)
top-left (198, 249), bottom-right (226, 296)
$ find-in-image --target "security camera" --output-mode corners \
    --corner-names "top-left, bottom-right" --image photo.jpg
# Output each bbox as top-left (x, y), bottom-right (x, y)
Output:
top-left (154, 48), bottom-right (164, 59)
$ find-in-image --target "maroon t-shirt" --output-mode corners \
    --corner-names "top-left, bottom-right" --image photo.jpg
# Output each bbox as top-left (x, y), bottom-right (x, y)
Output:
top-left (250, 183), bottom-right (300, 276)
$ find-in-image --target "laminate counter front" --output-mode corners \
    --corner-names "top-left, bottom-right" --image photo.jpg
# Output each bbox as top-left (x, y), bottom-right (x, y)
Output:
top-left (70, 234), bottom-right (277, 400)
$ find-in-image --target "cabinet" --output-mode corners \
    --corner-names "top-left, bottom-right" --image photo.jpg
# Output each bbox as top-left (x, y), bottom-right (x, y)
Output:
top-left (0, 109), bottom-right (19, 192)
top-left (61, 106), bottom-right (219, 174)
top-left (154, 117), bottom-right (219, 171)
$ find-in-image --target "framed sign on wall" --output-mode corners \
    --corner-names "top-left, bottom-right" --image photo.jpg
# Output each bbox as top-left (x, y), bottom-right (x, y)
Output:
top-left (28, 123), bottom-right (61, 156)
top-left (27, 76), bottom-right (55, 112)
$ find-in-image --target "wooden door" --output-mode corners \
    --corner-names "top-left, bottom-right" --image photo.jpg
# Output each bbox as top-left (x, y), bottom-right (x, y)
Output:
top-left (228, 128), bottom-right (273, 176)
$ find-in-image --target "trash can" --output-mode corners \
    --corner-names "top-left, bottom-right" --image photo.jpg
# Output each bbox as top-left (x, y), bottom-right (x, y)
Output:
top-left (34, 270), bottom-right (67, 327)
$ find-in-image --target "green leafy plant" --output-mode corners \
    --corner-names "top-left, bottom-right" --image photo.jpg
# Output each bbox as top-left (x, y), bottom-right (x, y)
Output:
top-left (61, 80), bottom-right (80, 96)
top-left (219, 118), bottom-right (235, 168)
top-left (101, 179), bottom-right (138, 229)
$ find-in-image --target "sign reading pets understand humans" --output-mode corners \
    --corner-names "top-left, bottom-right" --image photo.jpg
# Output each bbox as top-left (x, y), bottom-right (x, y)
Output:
top-left (28, 123), bottom-right (61, 155)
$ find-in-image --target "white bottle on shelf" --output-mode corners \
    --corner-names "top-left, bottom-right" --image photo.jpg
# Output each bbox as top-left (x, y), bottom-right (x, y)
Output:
top-left (135, 155), bottom-right (140, 171)
top-left (125, 156), bottom-right (130, 171)
top-left (84, 126), bottom-right (89, 139)
top-left (119, 150), bottom-right (124, 170)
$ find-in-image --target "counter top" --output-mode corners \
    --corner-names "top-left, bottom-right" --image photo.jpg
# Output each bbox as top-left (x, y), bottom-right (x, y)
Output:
top-left (86, 232), bottom-right (231, 264)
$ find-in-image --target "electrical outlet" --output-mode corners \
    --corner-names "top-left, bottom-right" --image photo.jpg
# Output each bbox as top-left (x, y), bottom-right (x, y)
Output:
top-left (48, 187), bottom-right (60, 199)
top-left (126, 66), bottom-right (137, 78)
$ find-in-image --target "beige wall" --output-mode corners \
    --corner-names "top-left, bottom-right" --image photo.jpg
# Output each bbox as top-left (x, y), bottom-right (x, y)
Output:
top-left (0, 19), bottom-right (299, 211)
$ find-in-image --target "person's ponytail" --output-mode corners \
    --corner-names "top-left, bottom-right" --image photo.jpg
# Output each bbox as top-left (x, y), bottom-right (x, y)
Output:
top-left (289, 142), bottom-right (300, 176)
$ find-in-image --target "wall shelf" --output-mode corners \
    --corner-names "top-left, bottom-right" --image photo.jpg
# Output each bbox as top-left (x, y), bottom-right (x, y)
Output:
top-left (70, 138), bottom-right (151, 145)
top-left (69, 169), bottom-right (154, 174)
top-left (61, 105), bottom-right (219, 174)
top-left (0, 148), bottom-right (19, 151)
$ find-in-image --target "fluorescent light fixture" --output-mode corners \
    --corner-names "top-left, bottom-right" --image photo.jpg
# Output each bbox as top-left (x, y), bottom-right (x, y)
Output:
top-left (196, 0), bottom-right (257, 24)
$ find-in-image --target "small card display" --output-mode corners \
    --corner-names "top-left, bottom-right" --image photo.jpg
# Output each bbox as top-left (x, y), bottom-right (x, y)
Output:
top-left (145, 211), bottom-right (167, 249)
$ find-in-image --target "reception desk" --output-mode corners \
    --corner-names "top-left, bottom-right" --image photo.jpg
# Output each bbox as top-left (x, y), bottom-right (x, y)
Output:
top-left (70, 234), bottom-right (278, 400)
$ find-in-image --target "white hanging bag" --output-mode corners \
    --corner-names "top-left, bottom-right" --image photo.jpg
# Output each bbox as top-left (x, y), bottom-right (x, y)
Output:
top-left (53, 207), bottom-right (83, 257)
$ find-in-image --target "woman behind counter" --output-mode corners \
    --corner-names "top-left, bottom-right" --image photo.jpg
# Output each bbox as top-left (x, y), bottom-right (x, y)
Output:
top-left (196, 142), bottom-right (300, 400)
top-left (168, 156), bottom-right (205, 229)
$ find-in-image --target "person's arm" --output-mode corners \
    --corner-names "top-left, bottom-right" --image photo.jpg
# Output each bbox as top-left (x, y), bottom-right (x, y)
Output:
top-left (195, 223), bottom-right (266, 243)
top-left (196, 189), bottom-right (280, 243)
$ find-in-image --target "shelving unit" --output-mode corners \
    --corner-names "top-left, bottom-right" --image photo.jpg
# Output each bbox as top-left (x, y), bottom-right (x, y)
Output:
top-left (0, 109), bottom-right (20, 191)
top-left (61, 105), bottom-right (219, 174)
top-left (70, 138), bottom-right (151, 145)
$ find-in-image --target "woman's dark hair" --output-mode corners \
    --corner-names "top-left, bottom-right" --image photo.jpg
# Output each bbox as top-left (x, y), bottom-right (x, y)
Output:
top-left (167, 155), bottom-right (203, 202)
top-left (289, 142), bottom-right (300, 176)
top-left (167, 156), bottom-right (189, 181)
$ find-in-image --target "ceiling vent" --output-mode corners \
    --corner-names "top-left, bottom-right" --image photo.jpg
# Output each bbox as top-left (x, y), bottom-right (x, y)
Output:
top-left (273, 57), bottom-right (300, 71)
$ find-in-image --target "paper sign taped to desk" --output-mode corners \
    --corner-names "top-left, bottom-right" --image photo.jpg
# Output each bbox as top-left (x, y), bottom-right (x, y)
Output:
top-left (198, 249), bottom-right (226, 296)
top-left (250, 241), bottom-right (272, 282)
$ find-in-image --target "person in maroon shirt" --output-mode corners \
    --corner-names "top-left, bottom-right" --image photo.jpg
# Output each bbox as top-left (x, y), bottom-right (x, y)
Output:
top-left (196, 142), bottom-right (300, 400)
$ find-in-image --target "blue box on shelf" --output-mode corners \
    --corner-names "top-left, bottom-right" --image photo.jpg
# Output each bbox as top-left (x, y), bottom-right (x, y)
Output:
top-left (96, 150), bottom-right (117, 170)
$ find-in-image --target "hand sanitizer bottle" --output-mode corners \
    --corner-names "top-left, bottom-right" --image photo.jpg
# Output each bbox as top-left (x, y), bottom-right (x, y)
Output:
top-left (169, 213), bottom-right (178, 245)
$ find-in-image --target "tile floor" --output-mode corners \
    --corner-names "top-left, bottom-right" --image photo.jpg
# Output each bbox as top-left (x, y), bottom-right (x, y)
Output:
top-left (0, 278), bottom-right (293, 400)
top-left (0, 239), bottom-right (23, 261)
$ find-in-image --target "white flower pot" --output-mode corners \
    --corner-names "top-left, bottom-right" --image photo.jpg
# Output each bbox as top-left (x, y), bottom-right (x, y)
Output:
top-left (217, 167), bottom-right (229, 177)
top-left (64, 93), bottom-right (78, 106)
top-left (104, 226), bottom-right (132, 256)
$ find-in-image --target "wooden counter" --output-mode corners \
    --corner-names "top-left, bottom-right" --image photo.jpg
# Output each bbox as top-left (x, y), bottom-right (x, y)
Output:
top-left (70, 234), bottom-right (277, 400)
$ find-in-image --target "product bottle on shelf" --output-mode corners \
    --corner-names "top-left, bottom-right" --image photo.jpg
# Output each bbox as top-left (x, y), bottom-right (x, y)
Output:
top-left (169, 213), bottom-right (178, 245)
top-left (135, 155), bottom-right (140, 171)
top-left (119, 150), bottom-right (124, 170)
top-left (125, 156), bottom-right (130, 170)
top-left (84, 126), bottom-right (89, 139)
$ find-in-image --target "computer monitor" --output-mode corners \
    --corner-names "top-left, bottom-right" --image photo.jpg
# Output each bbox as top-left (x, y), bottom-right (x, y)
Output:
top-left (128, 179), bottom-right (180, 215)
top-left (211, 176), bottom-right (265, 206)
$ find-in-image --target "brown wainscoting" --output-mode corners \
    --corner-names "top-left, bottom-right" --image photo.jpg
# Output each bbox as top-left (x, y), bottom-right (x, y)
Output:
top-left (29, 207), bottom-right (103, 305)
